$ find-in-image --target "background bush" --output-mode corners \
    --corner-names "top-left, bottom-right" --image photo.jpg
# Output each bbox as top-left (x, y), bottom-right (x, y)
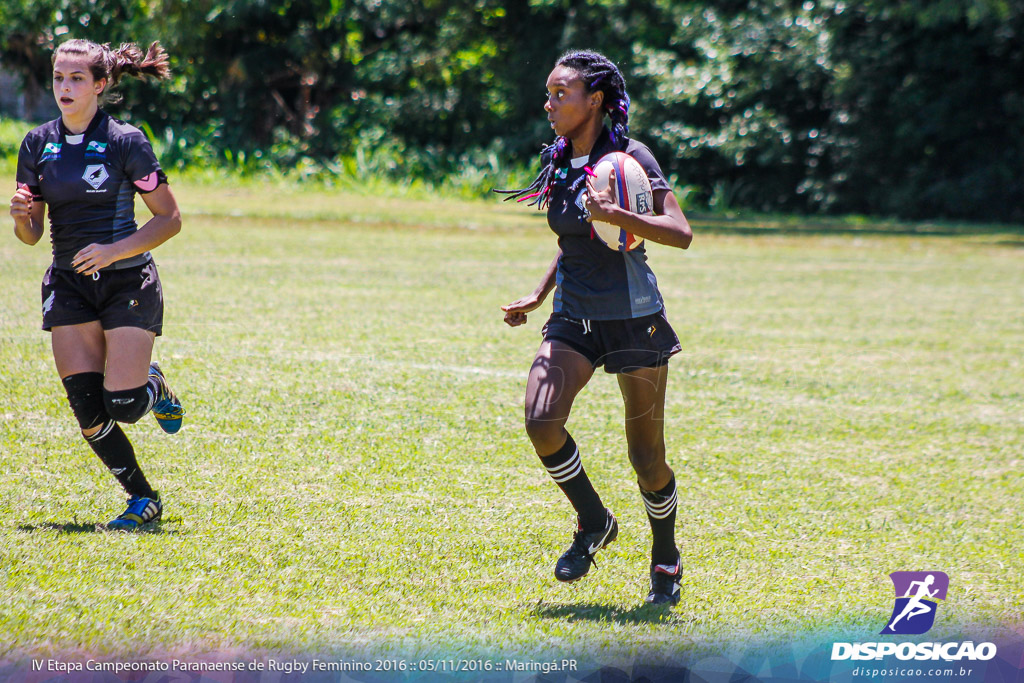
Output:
top-left (2, 0), bottom-right (1022, 220)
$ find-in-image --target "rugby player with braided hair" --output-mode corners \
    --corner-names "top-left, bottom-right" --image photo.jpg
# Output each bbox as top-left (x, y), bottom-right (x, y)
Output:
top-left (498, 50), bottom-right (692, 605)
top-left (9, 38), bottom-right (185, 531)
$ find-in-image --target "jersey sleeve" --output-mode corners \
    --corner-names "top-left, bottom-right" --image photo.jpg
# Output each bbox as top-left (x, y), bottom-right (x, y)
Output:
top-left (16, 136), bottom-right (42, 199)
top-left (121, 129), bottom-right (168, 194)
top-left (628, 142), bottom-right (671, 194)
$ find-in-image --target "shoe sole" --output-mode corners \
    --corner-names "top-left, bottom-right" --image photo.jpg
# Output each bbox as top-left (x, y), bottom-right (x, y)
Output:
top-left (154, 414), bottom-right (183, 434)
top-left (150, 363), bottom-right (185, 434)
top-left (102, 516), bottom-right (161, 532)
top-left (645, 594), bottom-right (680, 606)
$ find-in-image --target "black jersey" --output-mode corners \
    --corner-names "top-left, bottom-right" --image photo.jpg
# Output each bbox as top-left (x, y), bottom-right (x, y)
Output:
top-left (16, 110), bottom-right (168, 271)
top-left (546, 127), bottom-right (672, 320)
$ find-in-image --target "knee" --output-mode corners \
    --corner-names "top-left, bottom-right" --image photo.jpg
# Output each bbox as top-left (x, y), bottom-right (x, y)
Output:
top-left (62, 372), bottom-right (107, 432)
top-left (524, 413), bottom-right (564, 452)
top-left (628, 444), bottom-right (666, 480)
top-left (103, 385), bottom-right (151, 424)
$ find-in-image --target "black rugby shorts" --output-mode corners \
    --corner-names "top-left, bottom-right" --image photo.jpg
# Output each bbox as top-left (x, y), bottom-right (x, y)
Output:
top-left (541, 308), bottom-right (681, 374)
top-left (41, 261), bottom-right (164, 335)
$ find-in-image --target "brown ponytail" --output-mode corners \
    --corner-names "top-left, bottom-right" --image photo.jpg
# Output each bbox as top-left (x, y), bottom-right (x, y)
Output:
top-left (109, 42), bottom-right (171, 84)
top-left (53, 38), bottom-right (170, 104)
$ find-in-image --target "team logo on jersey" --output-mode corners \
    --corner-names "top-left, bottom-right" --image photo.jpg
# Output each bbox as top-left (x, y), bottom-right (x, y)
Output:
top-left (85, 141), bottom-right (108, 158)
top-left (881, 571), bottom-right (949, 635)
top-left (82, 164), bottom-right (109, 190)
top-left (41, 142), bottom-right (62, 161)
top-left (574, 188), bottom-right (588, 216)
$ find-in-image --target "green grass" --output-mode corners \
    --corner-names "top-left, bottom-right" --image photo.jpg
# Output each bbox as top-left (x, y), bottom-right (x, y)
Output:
top-left (1, 176), bottom-right (1022, 665)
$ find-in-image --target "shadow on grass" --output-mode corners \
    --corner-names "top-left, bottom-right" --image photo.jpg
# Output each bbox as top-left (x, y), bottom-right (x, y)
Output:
top-left (17, 521), bottom-right (177, 535)
top-left (533, 601), bottom-right (676, 625)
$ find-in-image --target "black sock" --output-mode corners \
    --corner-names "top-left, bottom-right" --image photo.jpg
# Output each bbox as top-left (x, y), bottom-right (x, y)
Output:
top-left (640, 475), bottom-right (678, 566)
top-left (85, 420), bottom-right (156, 499)
top-left (539, 432), bottom-right (606, 531)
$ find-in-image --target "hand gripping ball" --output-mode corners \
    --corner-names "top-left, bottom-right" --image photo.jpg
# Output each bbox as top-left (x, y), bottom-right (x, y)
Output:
top-left (588, 151), bottom-right (653, 252)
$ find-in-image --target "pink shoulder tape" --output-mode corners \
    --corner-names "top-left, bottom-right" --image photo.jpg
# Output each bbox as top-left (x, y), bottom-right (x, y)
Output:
top-left (134, 173), bottom-right (159, 192)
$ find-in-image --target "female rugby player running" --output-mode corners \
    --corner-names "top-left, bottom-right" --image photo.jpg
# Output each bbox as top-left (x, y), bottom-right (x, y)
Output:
top-left (498, 50), bottom-right (692, 605)
top-left (9, 38), bottom-right (184, 531)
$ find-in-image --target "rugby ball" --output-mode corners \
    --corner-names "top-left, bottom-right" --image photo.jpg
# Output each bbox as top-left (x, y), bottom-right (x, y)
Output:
top-left (589, 152), bottom-right (653, 252)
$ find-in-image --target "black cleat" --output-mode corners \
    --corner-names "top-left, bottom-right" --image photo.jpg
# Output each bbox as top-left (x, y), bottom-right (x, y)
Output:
top-left (645, 555), bottom-right (682, 605)
top-left (554, 509), bottom-right (618, 583)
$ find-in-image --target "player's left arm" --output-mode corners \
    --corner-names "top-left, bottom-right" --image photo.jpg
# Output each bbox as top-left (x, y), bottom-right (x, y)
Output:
top-left (585, 175), bottom-right (691, 249)
top-left (72, 184), bottom-right (181, 276)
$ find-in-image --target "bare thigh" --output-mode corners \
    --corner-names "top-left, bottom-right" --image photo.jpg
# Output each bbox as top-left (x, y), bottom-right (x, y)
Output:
top-left (524, 340), bottom-right (595, 456)
top-left (51, 323), bottom-right (154, 390)
top-left (52, 322), bottom-right (106, 378)
top-left (103, 327), bottom-right (156, 390)
top-left (617, 363), bottom-right (672, 490)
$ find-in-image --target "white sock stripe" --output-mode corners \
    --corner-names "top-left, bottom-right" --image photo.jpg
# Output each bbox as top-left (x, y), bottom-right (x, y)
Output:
top-left (644, 489), bottom-right (677, 511)
top-left (548, 456), bottom-right (581, 483)
top-left (643, 490), bottom-right (678, 519)
top-left (646, 488), bottom-right (677, 510)
top-left (645, 506), bottom-right (676, 519)
top-left (550, 460), bottom-right (583, 483)
top-left (544, 447), bottom-right (581, 478)
top-left (546, 458), bottom-right (581, 480)
top-left (85, 420), bottom-right (115, 442)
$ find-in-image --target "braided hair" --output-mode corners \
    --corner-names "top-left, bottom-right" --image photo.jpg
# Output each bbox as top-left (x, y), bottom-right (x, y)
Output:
top-left (496, 50), bottom-right (631, 209)
top-left (53, 39), bottom-right (171, 105)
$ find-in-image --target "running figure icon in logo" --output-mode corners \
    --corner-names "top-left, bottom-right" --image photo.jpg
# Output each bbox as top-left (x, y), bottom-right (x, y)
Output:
top-left (881, 571), bottom-right (950, 635)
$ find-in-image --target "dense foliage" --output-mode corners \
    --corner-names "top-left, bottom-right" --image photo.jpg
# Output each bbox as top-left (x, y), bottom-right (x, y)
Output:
top-left (2, 0), bottom-right (1022, 220)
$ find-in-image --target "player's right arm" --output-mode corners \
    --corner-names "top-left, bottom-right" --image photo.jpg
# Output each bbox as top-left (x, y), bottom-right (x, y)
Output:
top-left (10, 184), bottom-right (44, 246)
top-left (13, 134), bottom-right (45, 246)
top-left (502, 250), bottom-right (560, 327)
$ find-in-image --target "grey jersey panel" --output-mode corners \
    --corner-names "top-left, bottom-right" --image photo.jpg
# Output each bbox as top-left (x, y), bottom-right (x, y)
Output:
top-left (545, 127), bottom-right (671, 320)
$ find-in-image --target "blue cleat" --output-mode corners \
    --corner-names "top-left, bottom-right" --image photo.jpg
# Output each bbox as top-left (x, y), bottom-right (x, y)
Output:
top-left (149, 362), bottom-right (185, 434)
top-left (105, 493), bottom-right (162, 531)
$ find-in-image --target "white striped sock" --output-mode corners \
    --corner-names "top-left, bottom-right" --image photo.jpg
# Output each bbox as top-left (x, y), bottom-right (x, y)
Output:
top-left (145, 381), bottom-right (158, 412)
top-left (545, 446), bottom-right (583, 483)
top-left (642, 484), bottom-right (677, 520)
top-left (84, 420), bottom-right (116, 443)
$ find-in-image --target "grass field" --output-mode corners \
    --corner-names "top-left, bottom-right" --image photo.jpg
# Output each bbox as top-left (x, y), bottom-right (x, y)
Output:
top-left (1, 177), bottom-right (1022, 665)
